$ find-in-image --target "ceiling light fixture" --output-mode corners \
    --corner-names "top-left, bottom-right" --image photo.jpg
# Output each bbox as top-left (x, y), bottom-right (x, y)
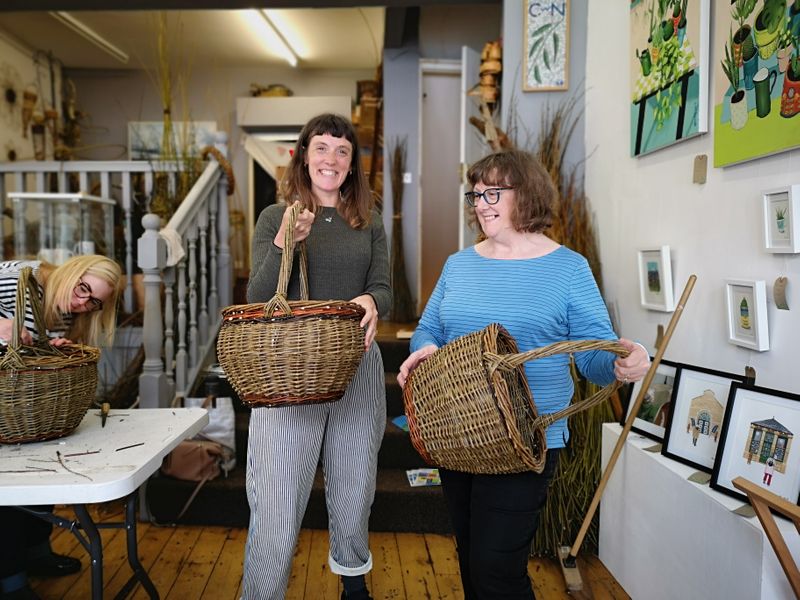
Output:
top-left (49, 12), bottom-right (129, 65)
top-left (259, 10), bottom-right (299, 68)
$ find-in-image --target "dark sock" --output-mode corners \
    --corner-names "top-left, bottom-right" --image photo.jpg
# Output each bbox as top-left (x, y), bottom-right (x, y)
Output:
top-left (341, 574), bottom-right (367, 593)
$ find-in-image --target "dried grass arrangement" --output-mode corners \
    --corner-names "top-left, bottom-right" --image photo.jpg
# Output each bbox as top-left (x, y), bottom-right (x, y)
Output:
top-left (388, 138), bottom-right (415, 323)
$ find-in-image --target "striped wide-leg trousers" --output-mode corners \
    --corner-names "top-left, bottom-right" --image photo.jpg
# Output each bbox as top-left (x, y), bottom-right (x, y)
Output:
top-left (241, 342), bottom-right (386, 600)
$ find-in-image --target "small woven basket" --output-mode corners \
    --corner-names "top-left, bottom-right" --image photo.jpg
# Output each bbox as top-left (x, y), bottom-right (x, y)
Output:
top-left (0, 267), bottom-right (100, 444)
top-left (217, 204), bottom-right (366, 407)
top-left (403, 323), bottom-right (628, 474)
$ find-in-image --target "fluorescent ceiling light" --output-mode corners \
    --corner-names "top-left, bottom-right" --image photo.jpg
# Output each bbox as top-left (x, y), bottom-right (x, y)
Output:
top-left (50, 12), bottom-right (129, 65)
top-left (259, 10), bottom-right (299, 67)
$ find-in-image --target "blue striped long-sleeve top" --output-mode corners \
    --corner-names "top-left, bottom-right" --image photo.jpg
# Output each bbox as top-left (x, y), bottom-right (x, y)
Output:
top-left (410, 245), bottom-right (618, 449)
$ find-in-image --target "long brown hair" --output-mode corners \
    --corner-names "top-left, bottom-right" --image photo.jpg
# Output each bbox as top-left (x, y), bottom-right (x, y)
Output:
top-left (281, 113), bottom-right (373, 229)
top-left (40, 255), bottom-right (123, 346)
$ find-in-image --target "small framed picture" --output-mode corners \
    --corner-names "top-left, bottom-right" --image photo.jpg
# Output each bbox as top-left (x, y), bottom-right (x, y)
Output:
top-left (637, 246), bottom-right (675, 312)
top-left (622, 358), bottom-right (678, 442)
top-left (762, 185), bottom-right (800, 254)
top-left (661, 364), bottom-right (746, 473)
top-left (711, 383), bottom-right (800, 505)
top-left (725, 279), bottom-right (769, 352)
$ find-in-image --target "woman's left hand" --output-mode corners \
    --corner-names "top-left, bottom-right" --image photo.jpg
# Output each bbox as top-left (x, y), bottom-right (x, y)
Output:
top-left (351, 294), bottom-right (378, 349)
top-left (614, 338), bottom-right (650, 384)
top-left (49, 337), bottom-right (73, 347)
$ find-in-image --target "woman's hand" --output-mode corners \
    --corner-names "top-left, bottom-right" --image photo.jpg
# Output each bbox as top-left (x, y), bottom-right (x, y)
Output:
top-left (397, 344), bottom-right (438, 388)
top-left (614, 338), bottom-right (651, 384)
top-left (351, 294), bottom-right (378, 349)
top-left (49, 337), bottom-right (72, 347)
top-left (273, 201), bottom-right (315, 248)
top-left (0, 318), bottom-right (31, 345)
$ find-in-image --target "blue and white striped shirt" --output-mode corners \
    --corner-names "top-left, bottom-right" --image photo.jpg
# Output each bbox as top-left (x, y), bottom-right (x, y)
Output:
top-left (410, 245), bottom-right (617, 449)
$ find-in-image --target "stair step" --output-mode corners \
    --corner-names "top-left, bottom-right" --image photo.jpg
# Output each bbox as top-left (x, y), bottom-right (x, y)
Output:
top-left (385, 372), bottom-right (404, 416)
top-left (146, 466), bottom-right (451, 534)
top-left (377, 337), bottom-right (410, 374)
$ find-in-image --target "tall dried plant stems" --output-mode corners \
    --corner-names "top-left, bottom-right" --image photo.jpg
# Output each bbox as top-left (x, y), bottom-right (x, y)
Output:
top-left (155, 12), bottom-right (175, 161)
top-left (389, 138), bottom-right (415, 323)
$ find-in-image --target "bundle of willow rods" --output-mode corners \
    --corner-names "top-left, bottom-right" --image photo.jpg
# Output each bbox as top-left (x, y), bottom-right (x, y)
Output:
top-left (389, 137), bottom-right (415, 323)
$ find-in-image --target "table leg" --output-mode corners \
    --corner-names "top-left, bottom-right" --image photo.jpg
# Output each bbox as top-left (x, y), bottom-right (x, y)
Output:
top-left (73, 504), bottom-right (104, 600)
top-left (114, 494), bottom-right (159, 600)
top-left (634, 99), bottom-right (645, 155)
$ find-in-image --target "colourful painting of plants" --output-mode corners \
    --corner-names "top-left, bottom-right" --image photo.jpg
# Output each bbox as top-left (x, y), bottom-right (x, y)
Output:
top-left (714, 0), bottom-right (800, 167)
top-left (629, 0), bottom-right (710, 156)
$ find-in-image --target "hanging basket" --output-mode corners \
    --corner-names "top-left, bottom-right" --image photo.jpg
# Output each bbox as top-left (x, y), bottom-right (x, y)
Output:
top-left (0, 267), bottom-right (100, 444)
top-left (402, 323), bottom-right (628, 474)
top-left (217, 204), bottom-right (366, 407)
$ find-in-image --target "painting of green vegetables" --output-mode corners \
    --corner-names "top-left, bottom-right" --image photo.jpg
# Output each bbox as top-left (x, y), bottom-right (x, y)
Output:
top-left (524, 0), bottom-right (569, 91)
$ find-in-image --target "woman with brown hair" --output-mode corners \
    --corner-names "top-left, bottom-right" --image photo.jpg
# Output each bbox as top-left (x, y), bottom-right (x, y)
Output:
top-left (243, 113), bottom-right (391, 600)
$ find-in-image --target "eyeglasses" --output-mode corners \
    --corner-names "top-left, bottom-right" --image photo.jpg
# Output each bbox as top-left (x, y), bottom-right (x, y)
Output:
top-left (74, 279), bottom-right (103, 312)
top-left (464, 187), bottom-right (513, 207)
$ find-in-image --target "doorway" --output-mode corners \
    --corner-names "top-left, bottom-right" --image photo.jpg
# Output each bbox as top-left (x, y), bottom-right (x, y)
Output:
top-left (418, 60), bottom-right (461, 314)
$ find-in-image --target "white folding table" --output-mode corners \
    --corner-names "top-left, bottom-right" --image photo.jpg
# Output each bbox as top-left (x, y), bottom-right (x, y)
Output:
top-left (0, 407), bottom-right (209, 600)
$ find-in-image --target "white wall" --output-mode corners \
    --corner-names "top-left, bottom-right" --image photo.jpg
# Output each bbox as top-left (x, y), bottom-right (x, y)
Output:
top-left (585, 2), bottom-right (800, 394)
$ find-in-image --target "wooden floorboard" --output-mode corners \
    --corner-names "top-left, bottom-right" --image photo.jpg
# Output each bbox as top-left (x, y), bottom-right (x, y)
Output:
top-left (32, 504), bottom-right (629, 599)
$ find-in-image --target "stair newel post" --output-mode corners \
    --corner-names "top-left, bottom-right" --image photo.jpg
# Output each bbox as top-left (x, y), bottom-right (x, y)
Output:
top-left (138, 213), bottom-right (169, 408)
top-left (214, 131), bottom-right (232, 309)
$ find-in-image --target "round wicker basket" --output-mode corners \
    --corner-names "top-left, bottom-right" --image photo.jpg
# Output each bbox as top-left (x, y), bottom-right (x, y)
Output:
top-left (217, 204), bottom-right (366, 407)
top-left (403, 324), bottom-right (628, 474)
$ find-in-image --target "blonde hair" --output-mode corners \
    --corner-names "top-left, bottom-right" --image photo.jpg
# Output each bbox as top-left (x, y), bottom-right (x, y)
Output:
top-left (40, 255), bottom-right (123, 346)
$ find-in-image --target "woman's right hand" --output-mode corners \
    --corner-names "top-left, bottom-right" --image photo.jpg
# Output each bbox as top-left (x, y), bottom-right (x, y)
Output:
top-left (397, 345), bottom-right (438, 389)
top-left (0, 318), bottom-right (32, 345)
top-left (273, 201), bottom-right (315, 249)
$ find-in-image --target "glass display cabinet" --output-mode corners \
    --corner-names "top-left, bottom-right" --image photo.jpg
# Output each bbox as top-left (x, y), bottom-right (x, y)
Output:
top-left (7, 192), bottom-right (115, 265)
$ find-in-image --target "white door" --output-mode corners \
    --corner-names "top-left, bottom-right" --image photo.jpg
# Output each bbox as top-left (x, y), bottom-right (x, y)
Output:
top-left (459, 45), bottom-right (490, 250)
top-left (419, 60), bottom-right (460, 314)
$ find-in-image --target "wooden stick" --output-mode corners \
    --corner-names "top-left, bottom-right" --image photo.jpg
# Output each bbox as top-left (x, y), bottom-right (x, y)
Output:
top-left (568, 274), bottom-right (697, 560)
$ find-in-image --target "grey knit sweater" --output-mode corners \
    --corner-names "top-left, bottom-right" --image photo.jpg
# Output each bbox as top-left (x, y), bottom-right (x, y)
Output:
top-left (247, 204), bottom-right (392, 316)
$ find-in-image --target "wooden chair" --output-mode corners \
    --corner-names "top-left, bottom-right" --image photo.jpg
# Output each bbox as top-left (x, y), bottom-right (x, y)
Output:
top-left (732, 476), bottom-right (800, 597)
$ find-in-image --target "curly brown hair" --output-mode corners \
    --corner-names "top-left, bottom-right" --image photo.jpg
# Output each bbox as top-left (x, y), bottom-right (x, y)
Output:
top-left (466, 149), bottom-right (556, 234)
top-left (281, 113), bottom-right (373, 229)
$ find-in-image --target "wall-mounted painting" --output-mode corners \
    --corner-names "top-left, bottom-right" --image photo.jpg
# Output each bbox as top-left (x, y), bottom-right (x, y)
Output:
top-left (629, 0), bottom-right (711, 157)
top-left (637, 246), bottom-right (675, 311)
top-left (524, 0), bottom-right (570, 91)
top-left (763, 184), bottom-right (800, 253)
top-left (128, 121), bottom-right (217, 160)
top-left (725, 278), bottom-right (770, 352)
top-left (713, 1), bottom-right (800, 167)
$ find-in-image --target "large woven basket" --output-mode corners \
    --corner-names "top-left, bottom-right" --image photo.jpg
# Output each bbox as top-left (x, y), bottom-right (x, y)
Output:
top-left (0, 267), bottom-right (100, 444)
top-left (217, 204), bottom-right (366, 407)
top-left (403, 324), bottom-right (628, 474)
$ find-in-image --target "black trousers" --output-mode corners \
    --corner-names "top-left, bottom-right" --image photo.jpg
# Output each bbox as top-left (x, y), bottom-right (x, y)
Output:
top-left (440, 449), bottom-right (561, 600)
top-left (0, 506), bottom-right (54, 579)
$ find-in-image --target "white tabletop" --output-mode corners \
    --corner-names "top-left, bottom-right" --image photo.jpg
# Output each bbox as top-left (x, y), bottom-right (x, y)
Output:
top-left (0, 407), bottom-right (208, 505)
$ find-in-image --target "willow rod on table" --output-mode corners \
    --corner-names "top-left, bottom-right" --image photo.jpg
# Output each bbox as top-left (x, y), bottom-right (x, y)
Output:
top-left (560, 274), bottom-right (697, 590)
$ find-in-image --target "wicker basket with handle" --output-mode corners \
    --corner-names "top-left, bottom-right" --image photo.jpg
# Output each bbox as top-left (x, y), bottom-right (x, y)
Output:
top-left (0, 267), bottom-right (100, 444)
top-left (216, 204), bottom-right (366, 407)
top-left (402, 323), bottom-right (629, 474)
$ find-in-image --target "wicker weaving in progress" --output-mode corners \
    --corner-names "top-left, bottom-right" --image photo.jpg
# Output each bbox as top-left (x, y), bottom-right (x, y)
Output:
top-left (217, 204), bottom-right (366, 407)
top-left (0, 268), bottom-right (100, 444)
top-left (403, 323), bottom-right (628, 474)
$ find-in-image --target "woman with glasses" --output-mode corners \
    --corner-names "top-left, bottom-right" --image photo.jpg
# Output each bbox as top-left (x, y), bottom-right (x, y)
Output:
top-left (397, 149), bottom-right (649, 599)
top-left (0, 254), bottom-right (122, 600)
top-left (243, 113), bottom-right (390, 600)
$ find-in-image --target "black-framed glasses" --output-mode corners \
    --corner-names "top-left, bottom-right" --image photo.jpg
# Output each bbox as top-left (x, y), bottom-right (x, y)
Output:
top-left (74, 279), bottom-right (103, 312)
top-left (464, 187), bottom-right (513, 207)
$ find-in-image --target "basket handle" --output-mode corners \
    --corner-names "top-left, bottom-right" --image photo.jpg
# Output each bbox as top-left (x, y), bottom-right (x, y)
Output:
top-left (264, 203), bottom-right (310, 317)
top-left (484, 339), bottom-right (630, 428)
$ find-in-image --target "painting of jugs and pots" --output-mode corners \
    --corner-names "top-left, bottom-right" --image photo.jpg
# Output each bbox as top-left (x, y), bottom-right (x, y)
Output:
top-left (714, 0), bottom-right (800, 167)
top-left (629, 0), bottom-right (711, 156)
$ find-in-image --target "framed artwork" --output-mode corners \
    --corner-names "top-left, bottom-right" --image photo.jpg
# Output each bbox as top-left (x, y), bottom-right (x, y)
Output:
top-left (763, 185), bottom-right (800, 254)
top-left (725, 279), bottom-right (769, 352)
top-left (629, 0), bottom-right (710, 157)
top-left (622, 358), bottom-right (678, 442)
top-left (662, 364), bottom-right (746, 473)
top-left (637, 246), bottom-right (675, 312)
top-left (713, 2), bottom-right (800, 167)
top-left (128, 121), bottom-right (217, 160)
top-left (711, 383), bottom-right (800, 504)
top-left (523, 0), bottom-right (569, 91)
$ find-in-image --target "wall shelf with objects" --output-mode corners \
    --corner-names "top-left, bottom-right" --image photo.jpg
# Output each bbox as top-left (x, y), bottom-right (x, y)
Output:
top-left (599, 422), bottom-right (800, 600)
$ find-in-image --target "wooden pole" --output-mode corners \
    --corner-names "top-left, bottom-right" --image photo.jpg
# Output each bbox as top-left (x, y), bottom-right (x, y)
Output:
top-left (568, 274), bottom-right (697, 560)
